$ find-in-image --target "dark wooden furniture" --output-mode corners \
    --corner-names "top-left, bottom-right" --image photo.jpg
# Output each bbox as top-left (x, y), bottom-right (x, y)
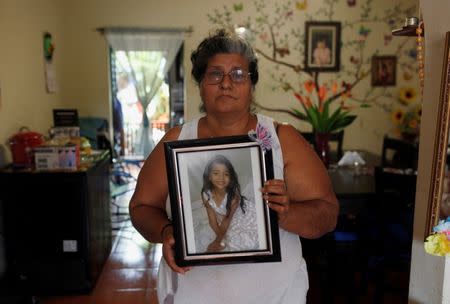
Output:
top-left (0, 152), bottom-right (112, 295)
top-left (372, 166), bottom-right (417, 303)
top-left (381, 135), bottom-right (418, 169)
top-left (304, 150), bottom-right (380, 303)
top-left (299, 131), bottom-right (315, 145)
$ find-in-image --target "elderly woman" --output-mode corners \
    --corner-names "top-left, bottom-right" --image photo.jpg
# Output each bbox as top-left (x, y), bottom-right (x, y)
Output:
top-left (129, 29), bottom-right (338, 304)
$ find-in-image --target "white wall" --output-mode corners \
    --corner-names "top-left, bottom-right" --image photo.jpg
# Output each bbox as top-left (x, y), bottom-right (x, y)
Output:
top-left (0, 0), bottom-right (65, 165)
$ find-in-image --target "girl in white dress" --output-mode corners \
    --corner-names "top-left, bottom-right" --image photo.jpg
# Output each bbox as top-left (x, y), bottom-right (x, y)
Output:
top-left (193, 155), bottom-right (258, 253)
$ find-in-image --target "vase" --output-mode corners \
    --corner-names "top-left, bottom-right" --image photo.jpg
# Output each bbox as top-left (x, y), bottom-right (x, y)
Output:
top-left (314, 132), bottom-right (330, 168)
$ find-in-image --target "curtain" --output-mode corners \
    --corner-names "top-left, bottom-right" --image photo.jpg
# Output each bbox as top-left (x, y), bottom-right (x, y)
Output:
top-left (104, 29), bottom-right (183, 158)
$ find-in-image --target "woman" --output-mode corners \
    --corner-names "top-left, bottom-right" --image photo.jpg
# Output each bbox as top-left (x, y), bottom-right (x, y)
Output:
top-left (129, 29), bottom-right (338, 304)
top-left (194, 154), bottom-right (258, 253)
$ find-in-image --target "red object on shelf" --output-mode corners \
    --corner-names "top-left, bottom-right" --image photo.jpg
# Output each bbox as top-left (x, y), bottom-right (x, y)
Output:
top-left (8, 127), bottom-right (44, 167)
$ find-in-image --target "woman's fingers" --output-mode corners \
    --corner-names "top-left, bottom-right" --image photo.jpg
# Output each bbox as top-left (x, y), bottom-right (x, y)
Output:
top-left (262, 179), bottom-right (287, 195)
top-left (162, 234), bottom-right (192, 274)
top-left (261, 179), bottom-right (290, 222)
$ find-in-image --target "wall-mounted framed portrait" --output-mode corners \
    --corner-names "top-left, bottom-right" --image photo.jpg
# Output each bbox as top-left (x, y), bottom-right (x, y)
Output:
top-left (164, 135), bottom-right (280, 266)
top-left (305, 21), bottom-right (341, 72)
top-left (371, 55), bottom-right (397, 86)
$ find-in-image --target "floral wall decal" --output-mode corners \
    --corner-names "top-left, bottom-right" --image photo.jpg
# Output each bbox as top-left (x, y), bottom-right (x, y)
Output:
top-left (207, 0), bottom-right (419, 141)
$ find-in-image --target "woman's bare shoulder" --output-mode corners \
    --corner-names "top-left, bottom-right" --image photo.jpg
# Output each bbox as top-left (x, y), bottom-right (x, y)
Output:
top-left (275, 122), bottom-right (320, 164)
top-left (273, 122), bottom-right (308, 145)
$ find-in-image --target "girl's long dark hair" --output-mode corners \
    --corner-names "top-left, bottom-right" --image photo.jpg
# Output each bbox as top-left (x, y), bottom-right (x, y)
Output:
top-left (201, 155), bottom-right (246, 216)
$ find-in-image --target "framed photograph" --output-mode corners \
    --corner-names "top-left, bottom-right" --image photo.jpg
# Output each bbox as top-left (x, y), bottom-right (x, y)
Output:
top-left (305, 21), bottom-right (341, 72)
top-left (164, 135), bottom-right (280, 266)
top-left (426, 31), bottom-right (450, 238)
top-left (371, 56), bottom-right (397, 86)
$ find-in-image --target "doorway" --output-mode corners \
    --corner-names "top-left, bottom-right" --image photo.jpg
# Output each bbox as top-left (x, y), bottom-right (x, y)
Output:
top-left (110, 45), bottom-right (184, 158)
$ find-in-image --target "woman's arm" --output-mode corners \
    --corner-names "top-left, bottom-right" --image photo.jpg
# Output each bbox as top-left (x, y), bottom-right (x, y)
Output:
top-left (129, 126), bottom-right (180, 243)
top-left (263, 123), bottom-right (339, 239)
top-left (128, 126), bottom-right (191, 274)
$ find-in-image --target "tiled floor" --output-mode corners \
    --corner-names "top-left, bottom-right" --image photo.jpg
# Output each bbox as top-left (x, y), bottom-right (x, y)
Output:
top-left (41, 178), bottom-right (161, 304)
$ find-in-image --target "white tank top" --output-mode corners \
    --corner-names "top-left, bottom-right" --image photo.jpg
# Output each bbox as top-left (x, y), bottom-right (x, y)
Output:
top-left (157, 114), bottom-right (308, 304)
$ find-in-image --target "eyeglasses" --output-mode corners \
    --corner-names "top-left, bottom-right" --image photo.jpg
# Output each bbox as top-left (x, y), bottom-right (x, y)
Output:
top-left (203, 68), bottom-right (251, 85)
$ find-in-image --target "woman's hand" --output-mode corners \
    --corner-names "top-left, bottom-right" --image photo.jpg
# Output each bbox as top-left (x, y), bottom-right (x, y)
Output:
top-left (261, 179), bottom-right (290, 224)
top-left (161, 225), bottom-right (192, 274)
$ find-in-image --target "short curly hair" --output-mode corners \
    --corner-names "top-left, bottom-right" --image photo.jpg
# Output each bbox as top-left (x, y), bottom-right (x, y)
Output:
top-left (190, 29), bottom-right (259, 86)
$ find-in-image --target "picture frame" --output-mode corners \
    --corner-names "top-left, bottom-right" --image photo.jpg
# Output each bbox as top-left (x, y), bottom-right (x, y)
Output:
top-left (371, 55), bottom-right (397, 86)
top-left (164, 135), bottom-right (280, 266)
top-left (305, 21), bottom-right (341, 72)
top-left (425, 31), bottom-right (450, 238)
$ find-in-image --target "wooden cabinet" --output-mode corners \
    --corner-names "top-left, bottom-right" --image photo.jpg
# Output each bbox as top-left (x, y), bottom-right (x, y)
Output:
top-left (0, 154), bottom-right (112, 295)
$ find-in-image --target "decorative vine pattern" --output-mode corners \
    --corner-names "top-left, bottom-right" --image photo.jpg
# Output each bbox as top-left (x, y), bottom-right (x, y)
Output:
top-left (207, 0), bottom-right (419, 123)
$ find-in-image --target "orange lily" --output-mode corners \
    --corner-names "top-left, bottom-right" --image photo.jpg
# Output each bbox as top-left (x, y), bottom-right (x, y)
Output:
top-left (331, 82), bottom-right (338, 94)
top-left (304, 96), bottom-right (313, 108)
top-left (318, 85), bottom-right (328, 102)
top-left (294, 92), bottom-right (305, 105)
top-left (304, 80), bottom-right (315, 94)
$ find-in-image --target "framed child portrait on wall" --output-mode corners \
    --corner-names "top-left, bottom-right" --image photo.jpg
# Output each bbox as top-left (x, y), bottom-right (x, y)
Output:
top-left (371, 55), bottom-right (397, 86)
top-left (305, 21), bottom-right (341, 72)
top-left (164, 135), bottom-right (281, 266)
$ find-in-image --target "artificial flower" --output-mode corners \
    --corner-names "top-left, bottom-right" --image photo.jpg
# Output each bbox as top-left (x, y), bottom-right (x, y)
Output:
top-left (331, 82), bottom-right (338, 94)
top-left (399, 87), bottom-right (417, 105)
top-left (390, 101), bottom-right (421, 141)
top-left (391, 109), bottom-right (404, 125)
top-left (399, 106), bottom-right (421, 138)
top-left (304, 80), bottom-right (315, 94)
top-left (289, 81), bottom-right (357, 133)
top-left (414, 104), bottom-right (422, 118)
top-left (248, 123), bottom-right (272, 152)
top-left (424, 217), bottom-right (450, 256)
top-left (424, 233), bottom-right (450, 256)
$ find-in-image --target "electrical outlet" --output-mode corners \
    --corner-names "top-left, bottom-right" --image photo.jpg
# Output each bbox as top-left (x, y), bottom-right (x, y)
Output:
top-left (63, 240), bottom-right (78, 252)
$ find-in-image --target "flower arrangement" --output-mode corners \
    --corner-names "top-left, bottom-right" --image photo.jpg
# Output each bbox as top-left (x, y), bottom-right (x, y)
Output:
top-left (390, 87), bottom-right (421, 142)
top-left (424, 217), bottom-right (450, 257)
top-left (289, 80), bottom-right (358, 133)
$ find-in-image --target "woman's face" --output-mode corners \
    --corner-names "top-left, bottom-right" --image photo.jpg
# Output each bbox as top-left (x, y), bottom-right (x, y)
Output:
top-left (209, 163), bottom-right (230, 191)
top-left (200, 53), bottom-right (253, 115)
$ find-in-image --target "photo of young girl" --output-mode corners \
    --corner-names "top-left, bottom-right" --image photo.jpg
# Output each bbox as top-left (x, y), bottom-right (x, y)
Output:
top-left (191, 154), bottom-right (259, 253)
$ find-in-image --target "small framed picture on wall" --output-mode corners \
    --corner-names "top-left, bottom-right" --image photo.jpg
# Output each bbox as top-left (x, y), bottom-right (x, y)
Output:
top-left (371, 56), bottom-right (397, 86)
top-left (305, 21), bottom-right (341, 72)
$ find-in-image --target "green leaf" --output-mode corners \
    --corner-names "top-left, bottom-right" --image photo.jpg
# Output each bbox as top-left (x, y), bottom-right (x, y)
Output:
top-left (306, 107), bottom-right (320, 131)
top-left (290, 108), bottom-right (309, 121)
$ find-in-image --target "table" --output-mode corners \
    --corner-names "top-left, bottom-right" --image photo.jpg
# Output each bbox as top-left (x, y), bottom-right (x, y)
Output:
top-left (302, 150), bottom-right (381, 302)
top-left (328, 150), bottom-right (380, 214)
